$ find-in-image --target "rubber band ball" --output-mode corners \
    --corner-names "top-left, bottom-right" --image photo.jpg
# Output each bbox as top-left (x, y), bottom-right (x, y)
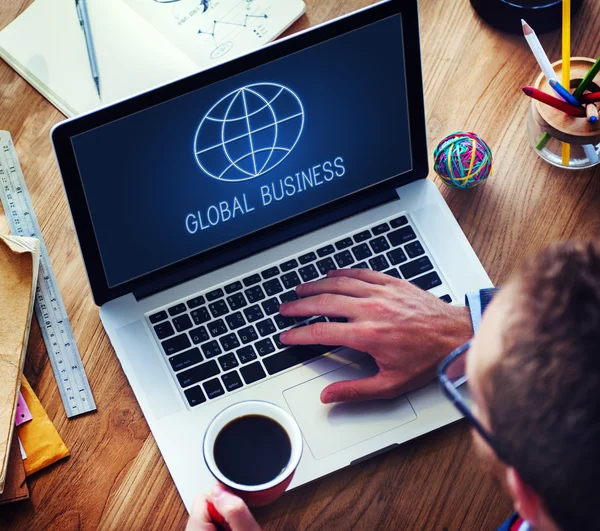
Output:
top-left (433, 132), bottom-right (493, 189)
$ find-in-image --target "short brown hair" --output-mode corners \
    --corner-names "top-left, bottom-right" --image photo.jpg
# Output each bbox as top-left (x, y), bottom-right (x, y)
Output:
top-left (486, 241), bottom-right (600, 531)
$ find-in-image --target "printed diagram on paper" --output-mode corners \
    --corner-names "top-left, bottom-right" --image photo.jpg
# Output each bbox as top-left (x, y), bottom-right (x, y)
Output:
top-left (125, 0), bottom-right (297, 67)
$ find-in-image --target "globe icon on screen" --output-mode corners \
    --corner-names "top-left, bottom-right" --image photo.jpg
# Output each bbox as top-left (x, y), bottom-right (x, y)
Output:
top-left (194, 83), bottom-right (305, 182)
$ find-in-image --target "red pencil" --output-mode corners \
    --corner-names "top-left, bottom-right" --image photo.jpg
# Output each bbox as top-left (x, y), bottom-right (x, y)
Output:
top-left (522, 86), bottom-right (586, 117)
top-left (581, 91), bottom-right (600, 104)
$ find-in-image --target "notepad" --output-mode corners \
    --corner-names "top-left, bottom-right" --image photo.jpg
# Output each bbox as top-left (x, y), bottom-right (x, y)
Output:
top-left (0, 0), bottom-right (305, 117)
top-left (0, 235), bottom-right (40, 494)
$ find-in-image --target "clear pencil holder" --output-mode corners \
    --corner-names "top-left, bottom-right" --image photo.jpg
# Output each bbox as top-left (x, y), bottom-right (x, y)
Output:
top-left (527, 57), bottom-right (600, 170)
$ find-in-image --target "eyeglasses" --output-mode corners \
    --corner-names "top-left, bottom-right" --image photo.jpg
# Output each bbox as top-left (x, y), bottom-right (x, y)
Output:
top-left (437, 340), bottom-right (508, 463)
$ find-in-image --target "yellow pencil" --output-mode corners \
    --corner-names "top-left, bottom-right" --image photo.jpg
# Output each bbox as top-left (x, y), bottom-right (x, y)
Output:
top-left (562, 0), bottom-right (571, 166)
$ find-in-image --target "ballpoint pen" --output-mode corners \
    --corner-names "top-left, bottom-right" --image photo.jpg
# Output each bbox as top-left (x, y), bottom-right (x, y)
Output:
top-left (75, 0), bottom-right (101, 99)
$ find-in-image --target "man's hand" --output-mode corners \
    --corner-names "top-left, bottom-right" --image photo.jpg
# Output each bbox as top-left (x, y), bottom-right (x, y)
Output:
top-left (186, 485), bottom-right (262, 531)
top-left (279, 268), bottom-right (472, 404)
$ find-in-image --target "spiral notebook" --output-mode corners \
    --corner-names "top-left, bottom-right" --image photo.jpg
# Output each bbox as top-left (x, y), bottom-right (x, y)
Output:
top-left (0, 0), bottom-right (305, 117)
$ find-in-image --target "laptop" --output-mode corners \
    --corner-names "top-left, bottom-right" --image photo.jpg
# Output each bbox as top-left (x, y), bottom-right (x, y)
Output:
top-left (52, 0), bottom-right (492, 511)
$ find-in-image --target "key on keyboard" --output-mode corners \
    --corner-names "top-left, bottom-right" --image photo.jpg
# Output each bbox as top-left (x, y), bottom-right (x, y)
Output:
top-left (240, 362), bottom-right (266, 384)
top-left (236, 345), bottom-right (257, 364)
top-left (201, 340), bottom-right (222, 359)
top-left (411, 272), bottom-right (442, 290)
top-left (184, 386), bottom-right (206, 407)
top-left (150, 310), bottom-right (168, 324)
top-left (162, 334), bottom-right (191, 356)
top-left (262, 266), bottom-right (280, 279)
top-left (238, 326), bottom-right (258, 344)
top-left (400, 257), bottom-right (433, 279)
top-left (208, 319), bottom-right (227, 337)
top-left (170, 347), bottom-right (203, 372)
top-left (316, 257), bottom-right (336, 275)
top-left (388, 226), bottom-right (416, 246)
top-left (222, 371), bottom-right (243, 391)
top-left (191, 307), bottom-right (210, 325)
top-left (299, 264), bottom-right (319, 282)
top-left (317, 245), bottom-right (335, 257)
top-left (246, 285), bottom-right (266, 303)
top-left (262, 298), bottom-right (280, 315)
top-left (334, 250), bottom-right (354, 268)
top-left (206, 288), bottom-right (224, 301)
top-left (281, 271), bottom-right (301, 289)
top-left (227, 293), bottom-right (247, 310)
top-left (173, 314), bottom-right (193, 332)
top-left (186, 296), bottom-right (205, 309)
top-left (154, 321), bottom-right (174, 340)
top-left (203, 379), bottom-right (225, 399)
top-left (224, 281), bottom-right (242, 294)
top-left (244, 305), bottom-right (264, 322)
top-left (298, 252), bottom-right (316, 264)
top-left (226, 312), bottom-right (246, 330)
top-left (190, 326), bottom-right (209, 344)
top-left (177, 360), bottom-right (220, 387)
top-left (243, 274), bottom-right (261, 287)
top-left (168, 303), bottom-right (186, 317)
top-left (218, 353), bottom-right (239, 371)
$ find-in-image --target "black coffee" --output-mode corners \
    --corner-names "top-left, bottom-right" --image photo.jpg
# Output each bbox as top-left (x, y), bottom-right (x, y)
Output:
top-left (213, 414), bottom-right (291, 486)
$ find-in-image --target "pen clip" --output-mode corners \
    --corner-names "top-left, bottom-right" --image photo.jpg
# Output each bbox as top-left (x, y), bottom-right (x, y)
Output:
top-left (75, 0), bottom-right (84, 25)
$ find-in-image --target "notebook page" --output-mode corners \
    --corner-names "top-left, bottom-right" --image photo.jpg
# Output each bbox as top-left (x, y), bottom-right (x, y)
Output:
top-left (0, 0), bottom-right (198, 117)
top-left (123, 0), bottom-right (306, 68)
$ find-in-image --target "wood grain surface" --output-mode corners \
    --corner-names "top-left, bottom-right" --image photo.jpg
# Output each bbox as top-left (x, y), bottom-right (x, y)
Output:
top-left (1, 0), bottom-right (600, 529)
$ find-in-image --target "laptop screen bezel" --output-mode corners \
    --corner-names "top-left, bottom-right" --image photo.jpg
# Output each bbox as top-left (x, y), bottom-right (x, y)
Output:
top-left (52, 0), bottom-right (428, 306)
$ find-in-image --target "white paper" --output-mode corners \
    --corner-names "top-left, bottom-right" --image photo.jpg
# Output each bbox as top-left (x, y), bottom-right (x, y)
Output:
top-left (0, 0), bottom-right (199, 116)
top-left (18, 437), bottom-right (26, 460)
top-left (124, 0), bottom-right (306, 67)
top-left (0, 0), bottom-right (305, 117)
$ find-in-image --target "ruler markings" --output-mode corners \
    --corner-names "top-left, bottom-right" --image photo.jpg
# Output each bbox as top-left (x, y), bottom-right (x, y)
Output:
top-left (0, 132), bottom-right (96, 418)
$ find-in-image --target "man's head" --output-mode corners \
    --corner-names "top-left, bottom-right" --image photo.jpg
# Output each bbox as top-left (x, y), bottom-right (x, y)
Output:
top-left (467, 241), bottom-right (600, 531)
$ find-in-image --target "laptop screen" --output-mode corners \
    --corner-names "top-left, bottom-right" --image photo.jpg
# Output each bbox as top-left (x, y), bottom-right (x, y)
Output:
top-left (71, 14), bottom-right (412, 288)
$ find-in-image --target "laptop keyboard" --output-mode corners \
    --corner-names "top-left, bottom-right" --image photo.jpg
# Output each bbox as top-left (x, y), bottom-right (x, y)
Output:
top-left (147, 214), bottom-right (453, 409)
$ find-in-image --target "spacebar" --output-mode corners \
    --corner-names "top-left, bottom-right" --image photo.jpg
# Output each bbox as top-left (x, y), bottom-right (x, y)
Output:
top-left (263, 344), bottom-right (335, 375)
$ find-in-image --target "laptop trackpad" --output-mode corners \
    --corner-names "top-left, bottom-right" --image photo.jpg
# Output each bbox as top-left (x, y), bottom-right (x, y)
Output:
top-left (283, 356), bottom-right (417, 460)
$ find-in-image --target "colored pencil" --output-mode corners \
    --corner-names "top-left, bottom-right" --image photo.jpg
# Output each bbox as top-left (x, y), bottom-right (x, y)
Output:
top-left (521, 20), bottom-right (557, 83)
top-left (522, 19), bottom-right (556, 151)
top-left (583, 144), bottom-right (599, 164)
top-left (522, 86), bottom-right (586, 116)
top-left (581, 92), bottom-right (600, 104)
top-left (550, 79), bottom-right (580, 107)
top-left (561, 0), bottom-right (571, 165)
top-left (573, 57), bottom-right (600, 100)
top-left (586, 103), bottom-right (598, 123)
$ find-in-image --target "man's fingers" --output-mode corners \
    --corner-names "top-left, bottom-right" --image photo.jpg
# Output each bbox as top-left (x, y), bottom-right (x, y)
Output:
top-left (321, 371), bottom-right (437, 404)
top-left (210, 485), bottom-right (262, 531)
top-left (295, 276), bottom-right (382, 299)
top-left (320, 373), bottom-right (405, 404)
top-left (281, 322), bottom-right (363, 349)
top-left (280, 294), bottom-right (360, 319)
top-left (186, 495), bottom-right (215, 531)
top-left (327, 268), bottom-right (391, 285)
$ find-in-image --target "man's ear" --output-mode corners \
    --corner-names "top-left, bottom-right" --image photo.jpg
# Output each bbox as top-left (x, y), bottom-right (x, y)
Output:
top-left (505, 467), bottom-right (543, 526)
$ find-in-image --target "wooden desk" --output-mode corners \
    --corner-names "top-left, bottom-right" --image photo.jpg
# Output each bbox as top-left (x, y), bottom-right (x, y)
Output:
top-left (1, 0), bottom-right (599, 528)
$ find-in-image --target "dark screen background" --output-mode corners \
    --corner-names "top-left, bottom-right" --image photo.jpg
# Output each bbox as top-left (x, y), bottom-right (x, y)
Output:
top-left (72, 14), bottom-right (412, 288)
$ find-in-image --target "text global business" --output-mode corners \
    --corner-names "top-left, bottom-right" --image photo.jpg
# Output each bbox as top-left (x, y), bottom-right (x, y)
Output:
top-left (185, 157), bottom-right (345, 234)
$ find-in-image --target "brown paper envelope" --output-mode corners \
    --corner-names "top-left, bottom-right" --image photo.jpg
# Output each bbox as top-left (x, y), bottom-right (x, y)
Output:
top-left (0, 235), bottom-right (40, 493)
top-left (0, 430), bottom-right (28, 505)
